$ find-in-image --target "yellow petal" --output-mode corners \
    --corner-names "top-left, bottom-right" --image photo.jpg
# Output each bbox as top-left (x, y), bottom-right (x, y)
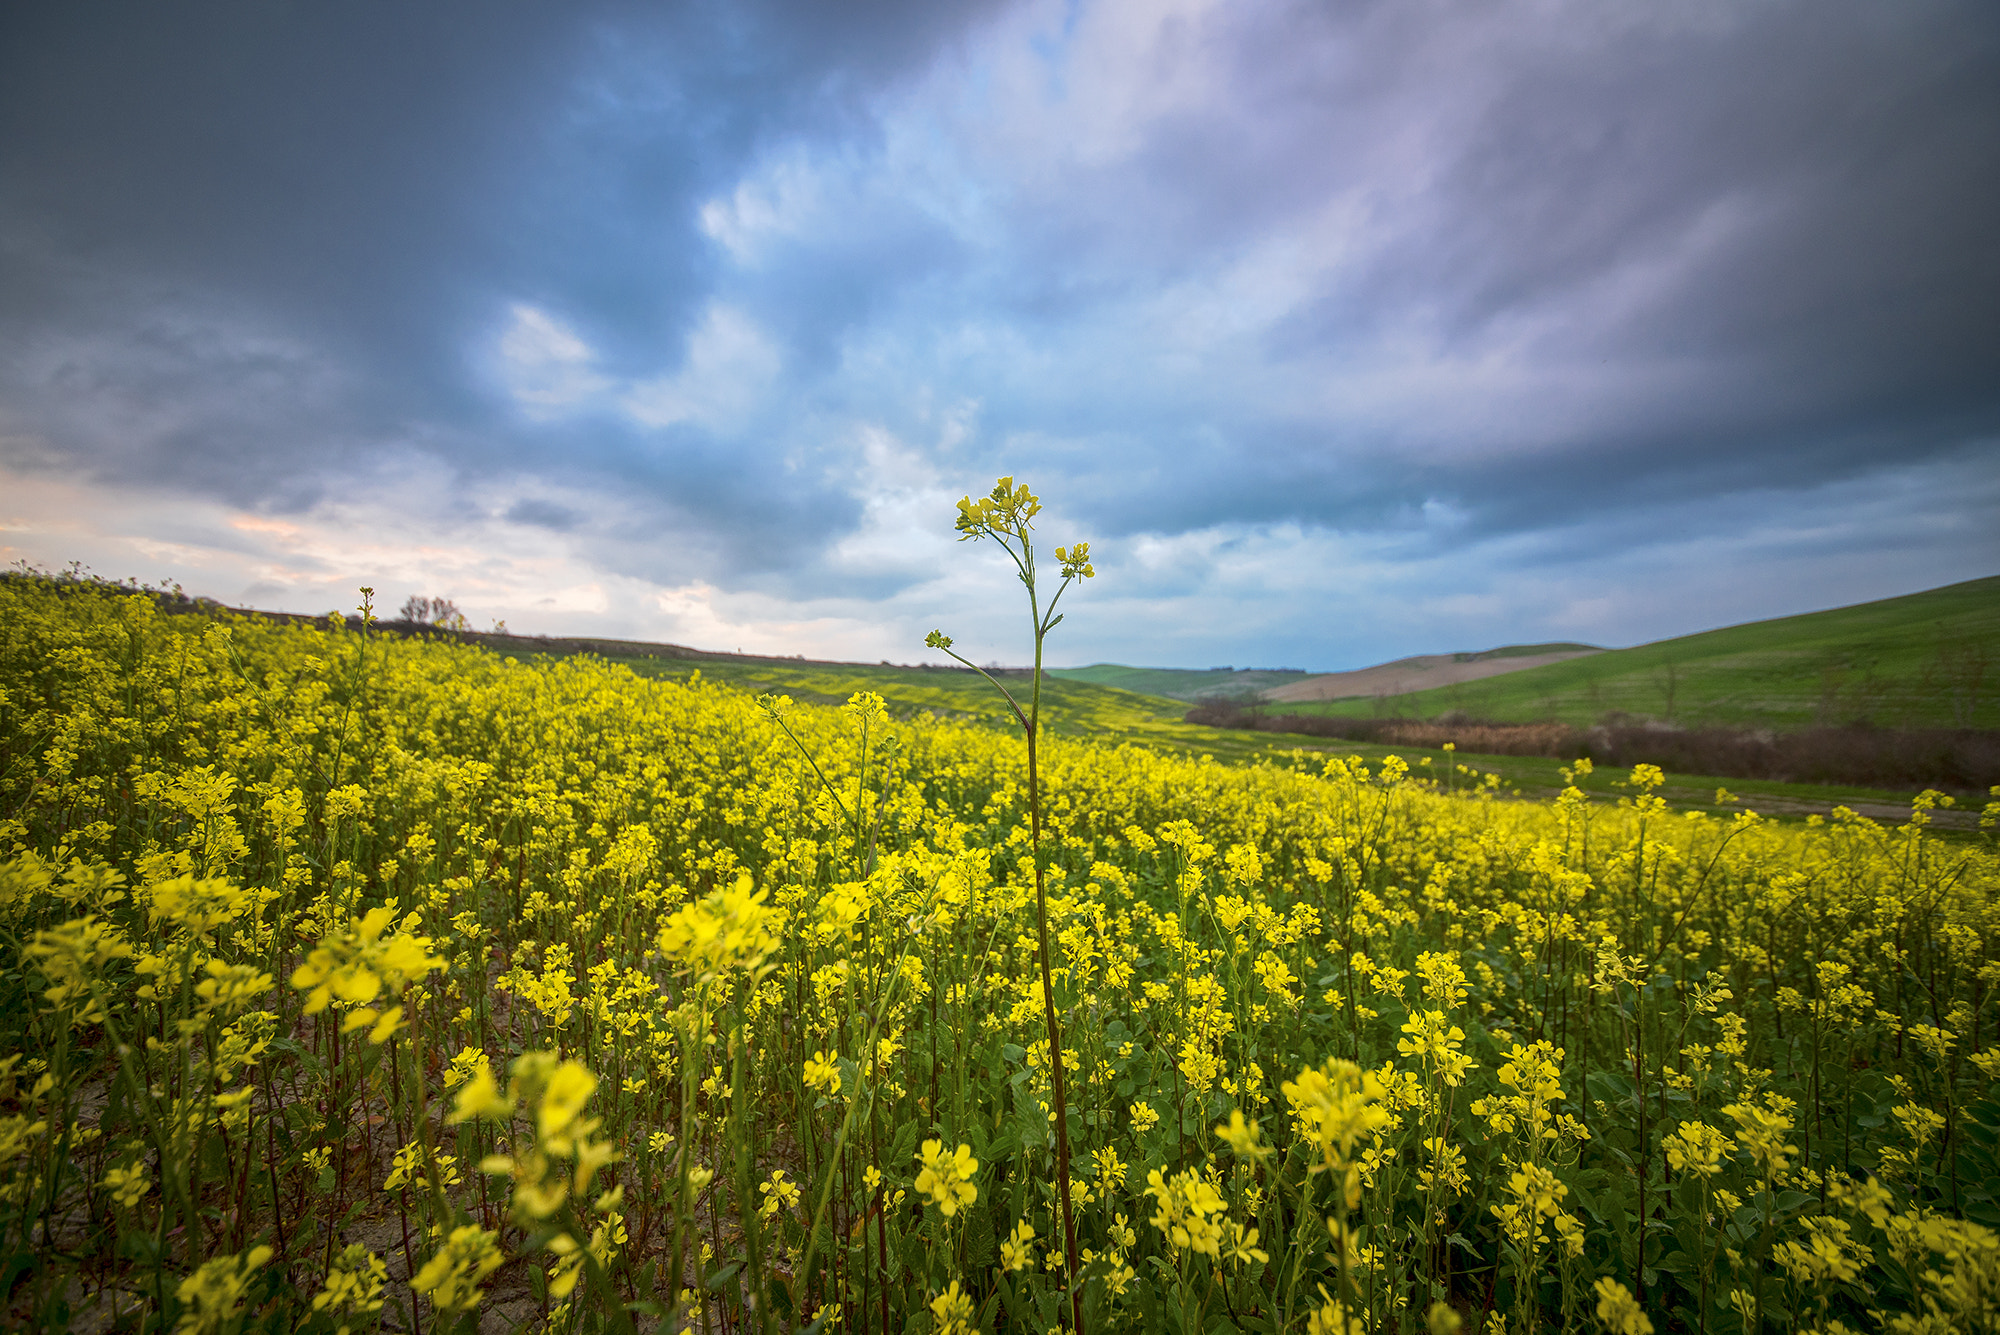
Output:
top-left (368, 1005), bottom-right (405, 1045)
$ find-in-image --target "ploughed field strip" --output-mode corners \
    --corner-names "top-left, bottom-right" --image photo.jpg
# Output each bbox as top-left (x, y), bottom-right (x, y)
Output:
top-left (2, 576), bottom-right (1998, 1332)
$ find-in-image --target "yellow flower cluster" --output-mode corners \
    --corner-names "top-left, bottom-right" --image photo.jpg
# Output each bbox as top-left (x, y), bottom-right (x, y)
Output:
top-left (1144, 1166), bottom-right (1228, 1257)
top-left (290, 905), bottom-right (443, 1044)
top-left (914, 1139), bottom-right (979, 1217)
top-left (655, 872), bottom-right (780, 981)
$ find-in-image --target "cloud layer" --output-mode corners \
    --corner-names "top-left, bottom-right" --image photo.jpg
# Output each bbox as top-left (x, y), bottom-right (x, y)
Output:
top-left (3, 0), bottom-right (1996, 667)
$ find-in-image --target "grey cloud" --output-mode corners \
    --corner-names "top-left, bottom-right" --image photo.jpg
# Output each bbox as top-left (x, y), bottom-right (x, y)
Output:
top-left (504, 498), bottom-right (582, 531)
top-left (1, 0), bottom-right (1993, 655)
top-left (856, 0), bottom-right (2000, 547)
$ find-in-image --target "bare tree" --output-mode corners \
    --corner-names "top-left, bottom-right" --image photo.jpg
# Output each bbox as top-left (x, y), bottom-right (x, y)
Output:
top-left (397, 594), bottom-right (470, 631)
top-left (1651, 658), bottom-right (1679, 721)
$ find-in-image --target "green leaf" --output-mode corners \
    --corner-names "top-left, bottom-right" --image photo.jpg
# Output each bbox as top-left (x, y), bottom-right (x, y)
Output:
top-left (899, 1229), bottom-right (927, 1277)
top-left (0, 1250), bottom-right (38, 1301)
top-left (1134, 1274), bottom-right (1167, 1332)
top-left (889, 1117), bottom-right (922, 1168)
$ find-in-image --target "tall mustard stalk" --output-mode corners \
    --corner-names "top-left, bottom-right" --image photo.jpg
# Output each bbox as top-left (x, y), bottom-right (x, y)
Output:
top-left (926, 476), bottom-right (1094, 1334)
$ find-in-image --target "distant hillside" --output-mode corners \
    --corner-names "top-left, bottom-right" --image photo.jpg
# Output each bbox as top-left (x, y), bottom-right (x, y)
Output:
top-left (366, 627), bottom-right (1201, 744)
top-left (619, 652), bottom-right (1192, 739)
top-left (1266, 643), bottom-right (1603, 704)
top-left (1281, 574), bottom-right (2000, 730)
top-left (1047, 664), bottom-right (1310, 701)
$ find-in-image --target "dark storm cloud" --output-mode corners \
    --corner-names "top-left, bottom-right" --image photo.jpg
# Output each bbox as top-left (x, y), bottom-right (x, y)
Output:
top-left (921, 0), bottom-right (2000, 546)
top-left (0, 0), bottom-right (1001, 563)
top-left (1, 0), bottom-right (1995, 653)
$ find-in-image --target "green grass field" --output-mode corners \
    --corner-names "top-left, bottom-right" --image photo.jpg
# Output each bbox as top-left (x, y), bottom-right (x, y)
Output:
top-left (1273, 573), bottom-right (2000, 729)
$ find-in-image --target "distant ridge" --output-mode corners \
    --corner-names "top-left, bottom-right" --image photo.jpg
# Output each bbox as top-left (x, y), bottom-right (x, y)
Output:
top-left (1051, 645), bottom-right (1605, 704)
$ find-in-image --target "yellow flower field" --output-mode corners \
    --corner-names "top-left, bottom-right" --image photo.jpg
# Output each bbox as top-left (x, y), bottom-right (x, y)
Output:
top-left (1, 571), bottom-right (1997, 1333)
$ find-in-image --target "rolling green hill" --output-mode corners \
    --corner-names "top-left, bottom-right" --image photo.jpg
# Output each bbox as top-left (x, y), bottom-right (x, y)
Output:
top-left (619, 653), bottom-right (1170, 733)
top-left (1278, 573), bottom-right (2000, 729)
top-left (1046, 663), bottom-right (1310, 700)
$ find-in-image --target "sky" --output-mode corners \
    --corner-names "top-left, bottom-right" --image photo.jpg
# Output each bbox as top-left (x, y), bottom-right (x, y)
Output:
top-left (3, 0), bottom-right (1997, 671)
